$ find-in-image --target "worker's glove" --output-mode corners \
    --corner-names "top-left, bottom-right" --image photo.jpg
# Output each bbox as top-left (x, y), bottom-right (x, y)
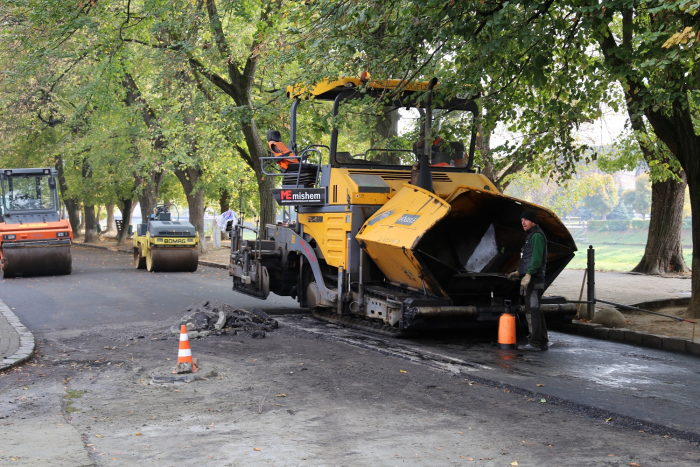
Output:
top-left (506, 271), bottom-right (520, 281)
top-left (520, 273), bottom-right (531, 291)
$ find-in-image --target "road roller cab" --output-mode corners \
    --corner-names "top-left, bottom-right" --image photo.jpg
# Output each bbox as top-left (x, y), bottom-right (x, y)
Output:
top-left (0, 168), bottom-right (73, 278)
top-left (133, 204), bottom-right (199, 272)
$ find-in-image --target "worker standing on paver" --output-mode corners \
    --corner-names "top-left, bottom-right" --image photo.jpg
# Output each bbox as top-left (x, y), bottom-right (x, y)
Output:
top-left (509, 210), bottom-right (549, 351)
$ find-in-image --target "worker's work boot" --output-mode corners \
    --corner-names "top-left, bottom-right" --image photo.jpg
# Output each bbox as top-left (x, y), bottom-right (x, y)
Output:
top-left (517, 344), bottom-right (541, 351)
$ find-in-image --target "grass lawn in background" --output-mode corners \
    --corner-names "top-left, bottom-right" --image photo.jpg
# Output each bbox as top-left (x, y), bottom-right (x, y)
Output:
top-left (564, 227), bottom-right (692, 271)
top-left (566, 244), bottom-right (693, 271)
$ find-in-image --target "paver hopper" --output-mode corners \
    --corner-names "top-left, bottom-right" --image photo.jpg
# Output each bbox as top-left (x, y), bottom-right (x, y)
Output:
top-left (0, 168), bottom-right (73, 278)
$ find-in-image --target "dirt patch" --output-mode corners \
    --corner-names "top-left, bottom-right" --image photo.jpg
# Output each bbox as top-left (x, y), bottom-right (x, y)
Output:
top-left (200, 246), bottom-right (230, 265)
top-left (620, 306), bottom-right (698, 341)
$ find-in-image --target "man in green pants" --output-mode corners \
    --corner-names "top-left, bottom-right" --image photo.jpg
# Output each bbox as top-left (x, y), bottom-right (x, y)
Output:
top-left (510, 210), bottom-right (549, 351)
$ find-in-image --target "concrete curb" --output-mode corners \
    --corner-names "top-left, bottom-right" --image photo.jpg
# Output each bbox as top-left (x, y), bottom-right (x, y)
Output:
top-left (73, 242), bottom-right (131, 253)
top-left (0, 298), bottom-right (35, 371)
top-left (552, 320), bottom-right (699, 357)
top-left (199, 260), bottom-right (227, 270)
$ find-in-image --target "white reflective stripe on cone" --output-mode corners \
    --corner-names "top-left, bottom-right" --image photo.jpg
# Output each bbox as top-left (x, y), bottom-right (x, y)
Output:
top-left (178, 349), bottom-right (192, 357)
top-left (180, 334), bottom-right (189, 341)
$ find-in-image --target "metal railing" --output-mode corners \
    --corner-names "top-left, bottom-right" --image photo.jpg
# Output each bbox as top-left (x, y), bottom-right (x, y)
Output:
top-left (261, 145), bottom-right (329, 188)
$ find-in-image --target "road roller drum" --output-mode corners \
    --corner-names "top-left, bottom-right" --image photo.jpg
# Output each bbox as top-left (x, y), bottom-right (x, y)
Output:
top-left (147, 247), bottom-right (198, 272)
top-left (2, 243), bottom-right (72, 278)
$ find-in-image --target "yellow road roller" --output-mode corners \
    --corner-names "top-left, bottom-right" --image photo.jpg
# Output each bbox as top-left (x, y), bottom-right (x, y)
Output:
top-left (133, 205), bottom-right (199, 272)
top-left (228, 76), bottom-right (578, 334)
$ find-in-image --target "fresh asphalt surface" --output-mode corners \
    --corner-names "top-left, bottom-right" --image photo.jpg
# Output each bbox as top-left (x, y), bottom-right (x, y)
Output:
top-left (0, 246), bottom-right (297, 331)
top-left (2, 246), bottom-right (700, 440)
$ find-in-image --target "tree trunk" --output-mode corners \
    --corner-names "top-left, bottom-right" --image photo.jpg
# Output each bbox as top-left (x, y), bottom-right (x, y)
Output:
top-left (105, 203), bottom-right (116, 233)
top-left (115, 199), bottom-right (133, 246)
top-left (175, 167), bottom-right (208, 254)
top-left (644, 105), bottom-right (700, 318)
top-left (65, 200), bottom-right (81, 236)
top-left (135, 171), bottom-right (164, 227)
top-left (596, 20), bottom-right (700, 318)
top-left (218, 188), bottom-right (230, 241)
top-left (219, 187), bottom-right (230, 214)
top-left (83, 205), bottom-right (99, 243)
top-left (54, 155), bottom-right (81, 234)
top-left (241, 121), bottom-right (276, 226)
top-left (632, 174), bottom-right (688, 274)
top-left (690, 187), bottom-right (700, 319)
top-left (371, 106), bottom-right (400, 143)
top-left (121, 72), bottom-right (167, 226)
top-left (639, 103), bottom-right (700, 318)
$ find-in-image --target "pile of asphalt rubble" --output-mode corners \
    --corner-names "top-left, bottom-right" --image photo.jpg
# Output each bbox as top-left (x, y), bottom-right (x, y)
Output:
top-left (170, 300), bottom-right (278, 339)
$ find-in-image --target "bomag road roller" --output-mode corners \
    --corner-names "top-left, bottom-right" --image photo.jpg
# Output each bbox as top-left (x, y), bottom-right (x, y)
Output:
top-left (229, 76), bottom-right (578, 335)
top-left (0, 168), bottom-right (73, 278)
top-left (133, 204), bottom-right (199, 272)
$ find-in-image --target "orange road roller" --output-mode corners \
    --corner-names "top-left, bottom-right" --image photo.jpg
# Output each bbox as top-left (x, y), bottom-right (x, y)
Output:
top-left (0, 168), bottom-right (72, 278)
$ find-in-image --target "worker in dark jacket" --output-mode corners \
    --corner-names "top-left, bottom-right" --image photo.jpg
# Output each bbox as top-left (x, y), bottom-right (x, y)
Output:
top-left (509, 210), bottom-right (549, 351)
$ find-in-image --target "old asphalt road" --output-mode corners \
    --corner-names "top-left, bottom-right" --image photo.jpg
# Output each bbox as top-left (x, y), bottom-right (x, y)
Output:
top-left (0, 246), bottom-right (698, 465)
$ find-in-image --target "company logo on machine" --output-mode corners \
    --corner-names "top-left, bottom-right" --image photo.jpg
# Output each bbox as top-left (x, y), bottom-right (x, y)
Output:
top-left (164, 238), bottom-right (189, 244)
top-left (272, 188), bottom-right (326, 205)
top-left (394, 214), bottom-right (420, 226)
top-left (307, 216), bottom-right (323, 223)
top-left (366, 209), bottom-right (394, 226)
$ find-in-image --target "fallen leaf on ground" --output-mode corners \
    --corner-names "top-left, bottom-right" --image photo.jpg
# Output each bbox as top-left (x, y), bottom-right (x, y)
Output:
top-left (629, 464), bottom-right (640, 466)
top-left (511, 462), bottom-right (519, 466)
top-left (276, 394), bottom-right (287, 397)
top-left (540, 398), bottom-right (546, 403)
top-left (400, 370), bottom-right (407, 373)
top-left (95, 434), bottom-right (103, 438)
top-left (536, 384), bottom-right (543, 387)
top-left (253, 447), bottom-right (261, 451)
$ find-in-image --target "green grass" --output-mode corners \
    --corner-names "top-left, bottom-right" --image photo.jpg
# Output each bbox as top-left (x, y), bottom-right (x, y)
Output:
top-left (584, 229), bottom-right (692, 247)
top-left (566, 244), bottom-right (693, 271)
top-left (565, 227), bottom-right (692, 271)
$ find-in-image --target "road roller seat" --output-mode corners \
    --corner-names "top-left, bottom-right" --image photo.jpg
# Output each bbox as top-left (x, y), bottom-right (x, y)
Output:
top-left (267, 130), bottom-right (300, 171)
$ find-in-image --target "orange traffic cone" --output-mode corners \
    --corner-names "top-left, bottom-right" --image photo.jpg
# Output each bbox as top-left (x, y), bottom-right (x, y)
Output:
top-left (173, 325), bottom-right (199, 374)
top-left (497, 313), bottom-right (517, 349)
